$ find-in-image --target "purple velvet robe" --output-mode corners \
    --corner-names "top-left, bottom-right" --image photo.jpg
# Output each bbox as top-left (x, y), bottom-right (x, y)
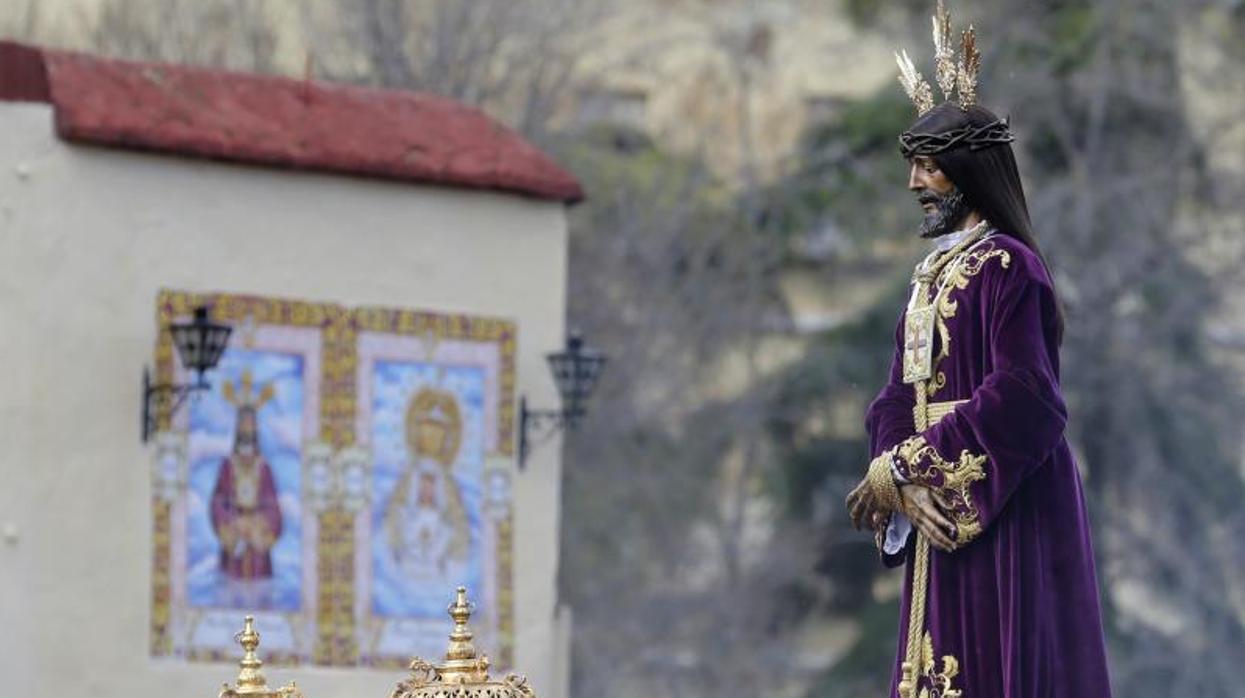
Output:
top-left (865, 234), bottom-right (1112, 697)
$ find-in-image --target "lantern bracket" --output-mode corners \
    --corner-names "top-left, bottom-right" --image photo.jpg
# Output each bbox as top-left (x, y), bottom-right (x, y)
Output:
top-left (517, 398), bottom-right (575, 469)
top-left (517, 332), bottom-right (606, 469)
top-left (140, 305), bottom-right (232, 443)
top-left (142, 368), bottom-right (211, 443)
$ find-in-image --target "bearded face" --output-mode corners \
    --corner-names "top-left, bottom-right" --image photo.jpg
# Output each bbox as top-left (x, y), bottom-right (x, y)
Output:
top-left (908, 154), bottom-right (973, 239)
top-left (916, 186), bottom-right (972, 238)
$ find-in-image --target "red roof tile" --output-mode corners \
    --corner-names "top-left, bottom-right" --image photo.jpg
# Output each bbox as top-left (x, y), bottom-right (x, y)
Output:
top-left (0, 41), bottom-right (583, 203)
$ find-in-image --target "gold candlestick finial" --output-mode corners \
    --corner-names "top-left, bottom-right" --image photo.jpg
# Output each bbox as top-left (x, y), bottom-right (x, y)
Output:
top-left (235, 616), bottom-right (267, 692)
top-left (218, 616), bottom-right (304, 698)
top-left (390, 587), bottom-right (535, 698)
top-left (445, 587), bottom-right (476, 659)
top-left (438, 586), bottom-right (489, 683)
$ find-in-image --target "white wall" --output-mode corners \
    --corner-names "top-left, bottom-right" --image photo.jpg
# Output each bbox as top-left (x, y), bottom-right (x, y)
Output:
top-left (0, 102), bottom-right (569, 698)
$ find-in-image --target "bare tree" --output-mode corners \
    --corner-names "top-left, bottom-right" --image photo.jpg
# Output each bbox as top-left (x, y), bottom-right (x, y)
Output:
top-left (90, 0), bottom-right (279, 73)
top-left (303, 0), bottom-right (611, 142)
top-left (559, 7), bottom-right (849, 698)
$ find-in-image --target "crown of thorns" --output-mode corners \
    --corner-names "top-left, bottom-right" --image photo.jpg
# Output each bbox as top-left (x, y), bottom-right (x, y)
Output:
top-left (899, 117), bottom-right (1014, 158)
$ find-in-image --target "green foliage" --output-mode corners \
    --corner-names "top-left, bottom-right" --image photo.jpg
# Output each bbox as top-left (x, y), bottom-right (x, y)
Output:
top-left (802, 92), bottom-right (912, 157)
top-left (842, 0), bottom-right (885, 27)
top-left (760, 287), bottom-right (908, 642)
top-left (777, 90), bottom-right (915, 246)
top-left (556, 125), bottom-right (738, 583)
top-left (556, 122), bottom-right (799, 698)
top-left (1047, 6), bottom-right (1098, 76)
top-left (840, 0), bottom-right (931, 28)
top-left (804, 598), bottom-right (901, 698)
top-left (555, 125), bottom-right (731, 215)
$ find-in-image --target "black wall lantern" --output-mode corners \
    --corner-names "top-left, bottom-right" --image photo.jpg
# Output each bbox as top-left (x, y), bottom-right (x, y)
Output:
top-left (519, 332), bottom-right (607, 468)
top-left (141, 306), bottom-right (232, 442)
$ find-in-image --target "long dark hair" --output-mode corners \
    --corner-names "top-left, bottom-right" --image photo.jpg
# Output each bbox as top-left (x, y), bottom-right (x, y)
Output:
top-left (908, 103), bottom-right (1064, 340)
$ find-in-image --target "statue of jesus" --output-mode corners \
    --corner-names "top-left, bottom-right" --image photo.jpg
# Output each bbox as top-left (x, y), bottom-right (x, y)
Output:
top-left (845, 4), bottom-right (1112, 695)
top-left (210, 372), bottom-right (282, 581)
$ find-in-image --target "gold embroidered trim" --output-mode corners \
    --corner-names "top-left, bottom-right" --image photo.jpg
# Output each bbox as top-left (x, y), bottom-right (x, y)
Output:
top-left (916, 399), bottom-right (967, 429)
top-left (892, 435), bottom-right (987, 545)
top-left (926, 241), bottom-right (1011, 397)
top-left (919, 631), bottom-right (964, 698)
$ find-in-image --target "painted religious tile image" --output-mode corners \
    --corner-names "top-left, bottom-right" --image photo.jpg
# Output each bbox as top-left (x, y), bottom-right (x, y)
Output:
top-left (185, 355), bottom-right (304, 610)
top-left (151, 292), bottom-right (515, 668)
top-left (353, 310), bottom-right (517, 668)
top-left (369, 367), bottom-right (485, 615)
top-left (151, 291), bottom-right (328, 663)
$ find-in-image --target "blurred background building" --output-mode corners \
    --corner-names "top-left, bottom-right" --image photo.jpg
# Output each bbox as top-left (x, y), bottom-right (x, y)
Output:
top-left (2, 1), bottom-right (1244, 697)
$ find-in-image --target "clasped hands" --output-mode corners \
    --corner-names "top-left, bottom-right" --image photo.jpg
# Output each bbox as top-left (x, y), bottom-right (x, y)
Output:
top-left (228, 515), bottom-right (273, 551)
top-left (846, 472), bottom-right (959, 553)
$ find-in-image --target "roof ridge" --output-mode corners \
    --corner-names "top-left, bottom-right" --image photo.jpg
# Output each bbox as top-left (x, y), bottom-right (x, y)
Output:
top-left (0, 41), bottom-right (583, 204)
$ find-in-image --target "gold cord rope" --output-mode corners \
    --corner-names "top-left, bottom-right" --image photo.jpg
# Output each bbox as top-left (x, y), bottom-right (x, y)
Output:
top-left (867, 455), bottom-right (904, 514)
top-left (897, 227), bottom-right (984, 698)
top-left (898, 384), bottom-right (931, 698)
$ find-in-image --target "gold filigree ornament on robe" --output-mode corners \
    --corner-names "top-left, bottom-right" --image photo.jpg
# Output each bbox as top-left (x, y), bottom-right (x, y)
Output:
top-left (217, 616), bottom-right (304, 698)
top-left (893, 435), bottom-right (986, 546)
top-left (925, 240), bottom-right (1010, 398)
top-left (917, 632), bottom-right (963, 698)
top-left (391, 587), bottom-right (536, 698)
top-left (903, 221), bottom-right (989, 386)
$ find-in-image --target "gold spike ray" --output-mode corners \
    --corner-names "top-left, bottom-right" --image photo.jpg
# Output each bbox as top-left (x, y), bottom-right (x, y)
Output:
top-left (932, 0), bottom-right (957, 99)
top-left (895, 1), bottom-right (984, 114)
top-left (224, 369), bottom-right (277, 410)
top-left (957, 26), bottom-right (981, 109)
top-left (895, 49), bottom-right (935, 116)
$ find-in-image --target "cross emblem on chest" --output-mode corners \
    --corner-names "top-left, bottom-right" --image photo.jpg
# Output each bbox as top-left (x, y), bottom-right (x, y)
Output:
top-left (906, 322), bottom-right (929, 356)
top-left (902, 304), bottom-right (937, 383)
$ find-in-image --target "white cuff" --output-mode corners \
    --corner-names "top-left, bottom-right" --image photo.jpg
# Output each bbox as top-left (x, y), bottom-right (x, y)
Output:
top-left (884, 512), bottom-right (912, 555)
